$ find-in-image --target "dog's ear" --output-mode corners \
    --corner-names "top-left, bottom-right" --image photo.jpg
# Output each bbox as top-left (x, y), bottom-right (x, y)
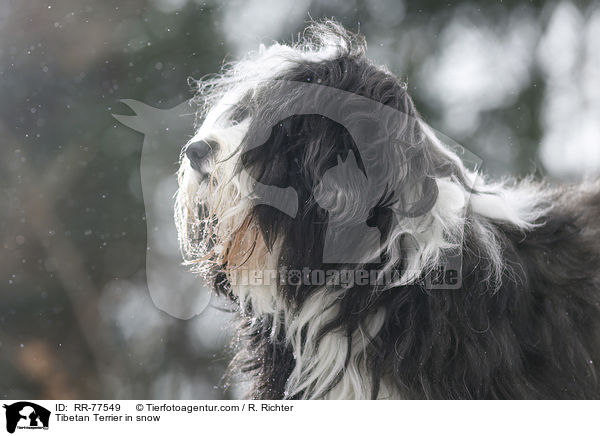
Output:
top-left (314, 151), bottom-right (369, 218)
top-left (239, 114), bottom-right (318, 254)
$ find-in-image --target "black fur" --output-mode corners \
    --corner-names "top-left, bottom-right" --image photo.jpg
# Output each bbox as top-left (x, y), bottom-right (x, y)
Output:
top-left (204, 23), bottom-right (600, 399)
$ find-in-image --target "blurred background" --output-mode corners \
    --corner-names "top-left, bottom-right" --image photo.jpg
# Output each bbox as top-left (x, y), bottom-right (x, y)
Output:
top-left (1, 0), bottom-right (599, 399)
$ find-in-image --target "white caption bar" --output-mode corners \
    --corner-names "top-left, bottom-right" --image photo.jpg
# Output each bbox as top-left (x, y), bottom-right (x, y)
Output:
top-left (1, 400), bottom-right (597, 435)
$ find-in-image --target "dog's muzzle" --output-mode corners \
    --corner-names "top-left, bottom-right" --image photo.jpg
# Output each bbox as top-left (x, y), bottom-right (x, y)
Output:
top-left (186, 139), bottom-right (218, 175)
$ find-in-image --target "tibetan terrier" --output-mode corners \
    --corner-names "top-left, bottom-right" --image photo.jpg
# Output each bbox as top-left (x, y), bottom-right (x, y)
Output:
top-left (176, 21), bottom-right (600, 399)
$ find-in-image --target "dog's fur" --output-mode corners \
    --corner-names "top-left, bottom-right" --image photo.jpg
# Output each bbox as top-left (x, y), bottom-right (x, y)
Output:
top-left (176, 21), bottom-right (600, 399)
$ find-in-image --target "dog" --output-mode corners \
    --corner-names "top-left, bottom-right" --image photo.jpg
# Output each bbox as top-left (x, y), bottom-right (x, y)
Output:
top-left (176, 21), bottom-right (600, 399)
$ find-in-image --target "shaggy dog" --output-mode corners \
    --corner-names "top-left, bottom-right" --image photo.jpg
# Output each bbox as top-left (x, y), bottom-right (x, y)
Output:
top-left (176, 21), bottom-right (600, 399)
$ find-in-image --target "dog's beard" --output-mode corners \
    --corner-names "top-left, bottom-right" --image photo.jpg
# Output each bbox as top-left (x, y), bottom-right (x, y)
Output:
top-left (176, 162), bottom-right (216, 274)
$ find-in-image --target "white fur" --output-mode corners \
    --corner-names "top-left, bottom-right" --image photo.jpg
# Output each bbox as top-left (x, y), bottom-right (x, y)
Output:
top-left (176, 24), bottom-right (551, 399)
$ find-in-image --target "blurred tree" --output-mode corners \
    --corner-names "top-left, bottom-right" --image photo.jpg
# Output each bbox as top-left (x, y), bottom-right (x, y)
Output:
top-left (1, 0), bottom-right (598, 399)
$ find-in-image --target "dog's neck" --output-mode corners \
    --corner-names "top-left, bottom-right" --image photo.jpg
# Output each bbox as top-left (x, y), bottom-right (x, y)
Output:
top-left (229, 179), bottom-right (554, 399)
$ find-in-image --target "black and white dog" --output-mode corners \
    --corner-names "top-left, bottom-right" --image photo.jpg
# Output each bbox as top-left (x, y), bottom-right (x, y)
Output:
top-left (176, 21), bottom-right (600, 399)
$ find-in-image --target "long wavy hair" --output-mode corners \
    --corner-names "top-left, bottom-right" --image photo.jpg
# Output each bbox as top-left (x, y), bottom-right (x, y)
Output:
top-left (176, 20), bottom-right (600, 399)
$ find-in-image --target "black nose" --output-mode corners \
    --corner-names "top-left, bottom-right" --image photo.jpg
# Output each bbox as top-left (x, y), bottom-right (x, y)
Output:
top-left (186, 139), bottom-right (217, 172)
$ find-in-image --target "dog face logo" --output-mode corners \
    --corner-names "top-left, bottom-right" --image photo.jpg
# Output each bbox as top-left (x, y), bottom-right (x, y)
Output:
top-left (2, 402), bottom-right (50, 434)
top-left (119, 82), bottom-right (482, 294)
top-left (237, 81), bottom-right (482, 280)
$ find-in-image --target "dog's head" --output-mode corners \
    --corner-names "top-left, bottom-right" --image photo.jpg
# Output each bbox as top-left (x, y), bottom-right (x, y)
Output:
top-left (176, 21), bottom-right (495, 314)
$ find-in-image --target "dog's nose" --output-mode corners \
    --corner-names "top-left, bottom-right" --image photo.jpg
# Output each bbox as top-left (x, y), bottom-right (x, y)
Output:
top-left (186, 139), bottom-right (217, 172)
